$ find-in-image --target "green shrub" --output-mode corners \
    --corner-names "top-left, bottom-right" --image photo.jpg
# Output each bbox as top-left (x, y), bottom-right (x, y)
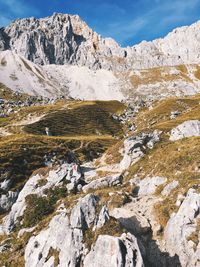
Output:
top-left (23, 194), bottom-right (54, 227)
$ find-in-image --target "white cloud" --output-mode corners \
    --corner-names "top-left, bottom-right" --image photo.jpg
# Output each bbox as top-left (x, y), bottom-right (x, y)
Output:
top-left (108, 0), bottom-right (200, 45)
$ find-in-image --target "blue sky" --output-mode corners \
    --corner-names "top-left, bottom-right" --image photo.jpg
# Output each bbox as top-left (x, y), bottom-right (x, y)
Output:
top-left (0, 0), bottom-right (200, 46)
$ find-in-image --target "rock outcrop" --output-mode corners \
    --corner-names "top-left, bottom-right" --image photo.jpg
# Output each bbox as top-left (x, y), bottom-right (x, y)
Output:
top-left (24, 193), bottom-right (144, 267)
top-left (164, 189), bottom-right (200, 267)
top-left (0, 191), bottom-right (18, 213)
top-left (82, 174), bottom-right (122, 193)
top-left (120, 130), bottom-right (161, 170)
top-left (0, 163), bottom-right (82, 234)
top-left (83, 233), bottom-right (144, 267)
top-left (170, 120), bottom-right (200, 141)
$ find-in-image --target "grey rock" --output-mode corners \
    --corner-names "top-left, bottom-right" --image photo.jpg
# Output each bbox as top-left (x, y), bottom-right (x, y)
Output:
top-left (70, 194), bottom-right (99, 229)
top-left (2, 14), bottom-right (200, 72)
top-left (120, 130), bottom-right (161, 170)
top-left (0, 191), bottom-right (18, 212)
top-left (161, 181), bottom-right (179, 196)
top-left (170, 120), bottom-right (200, 141)
top-left (0, 163), bottom-right (81, 234)
top-left (82, 174), bottom-right (122, 193)
top-left (93, 205), bottom-right (110, 230)
top-left (83, 233), bottom-right (144, 267)
top-left (24, 194), bottom-right (116, 267)
top-left (133, 176), bottom-right (167, 196)
top-left (164, 189), bottom-right (200, 267)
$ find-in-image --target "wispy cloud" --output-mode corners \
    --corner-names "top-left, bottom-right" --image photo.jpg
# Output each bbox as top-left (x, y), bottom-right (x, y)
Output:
top-left (102, 0), bottom-right (200, 45)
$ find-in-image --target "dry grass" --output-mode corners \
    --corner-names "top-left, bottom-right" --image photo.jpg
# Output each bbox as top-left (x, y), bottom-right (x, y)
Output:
top-left (187, 219), bottom-right (200, 250)
top-left (129, 65), bottom-right (192, 88)
top-left (134, 95), bottom-right (200, 133)
top-left (84, 216), bottom-right (125, 250)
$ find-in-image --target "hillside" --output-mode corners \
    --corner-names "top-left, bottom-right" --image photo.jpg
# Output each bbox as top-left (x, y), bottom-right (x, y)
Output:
top-left (0, 11), bottom-right (200, 267)
top-left (0, 91), bottom-right (199, 266)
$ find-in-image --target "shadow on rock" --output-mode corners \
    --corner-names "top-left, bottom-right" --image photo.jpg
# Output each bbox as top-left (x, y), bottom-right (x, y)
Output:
top-left (117, 216), bottom-right (181, 267)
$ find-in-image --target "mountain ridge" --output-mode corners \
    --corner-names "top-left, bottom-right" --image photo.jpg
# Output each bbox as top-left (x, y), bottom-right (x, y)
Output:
top-left (1, 13), bottom-right (200, 71)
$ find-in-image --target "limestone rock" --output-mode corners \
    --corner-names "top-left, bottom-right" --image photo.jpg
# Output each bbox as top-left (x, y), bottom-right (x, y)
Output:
top-left (164, 189), bottom-right (200, 266)
top-left (82, 174), bottom-right (122, 193)
top-left (24, 194), bottom-right (117, 267)
top-left (83, 233), bottom-right (144, 267)
top-left (170, 120), bottom-right (200, 141)
top-left (3, 14), bottom-right (200, 71)
top-left (0, 163), bottom-right (82, 234)
top-left (132, 176), bottom-right (167, 197)
top-left (70, 194), bottom-right (99, 229)
top-left (93, 205), bottom-right (110, 230)
top-left (120, 130), bottom-right (161, 170)
top-left (161, 181), bottom-right (179, 196)
top-left (0, 191), bottom-right (18, 212)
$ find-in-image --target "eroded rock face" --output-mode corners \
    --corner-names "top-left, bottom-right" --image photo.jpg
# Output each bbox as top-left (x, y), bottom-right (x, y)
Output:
top-left (83, 233), bottom-right (144, 267)
top-left (25, 194), bottom-right (99, 267)
top-left (3, 14), bottom-right (200, 71)
top-left (0, 163), bottom-right (82, 234)
top-left (24, 193), bottom-right (143, 267)
top-left (170, 120), bottom-right (200, 141)
top-left (120, 130), bottom-right (161, 170)
top-left (1, 13), bottom-right (124, 70)
top-left (164, 189), bottom-right (200, 267)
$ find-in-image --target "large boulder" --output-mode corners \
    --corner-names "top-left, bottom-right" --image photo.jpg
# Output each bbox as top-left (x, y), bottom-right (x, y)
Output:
top-left (164, 189), bottom-right (200, 266)
top-left (120, 130), bottom-right (161, 170)
top-left (170, 120), bottom-right (200, 141)
top-left (83, 233), bottom-right (144, 267)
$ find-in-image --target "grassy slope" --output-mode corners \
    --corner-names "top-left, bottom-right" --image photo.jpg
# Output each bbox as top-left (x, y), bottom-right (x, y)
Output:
top-left (126, 94), bottom-right (200, 227)
top-left (0, 100), bottom-right (125, 192)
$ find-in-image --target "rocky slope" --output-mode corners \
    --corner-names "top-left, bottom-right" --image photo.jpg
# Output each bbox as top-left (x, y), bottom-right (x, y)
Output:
top-left (0, 12), bottom-right (200, 267)
top-left (0, 94), bottom-right (199, 266)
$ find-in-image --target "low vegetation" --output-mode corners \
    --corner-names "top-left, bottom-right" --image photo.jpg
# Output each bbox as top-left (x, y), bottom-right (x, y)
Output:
top-left (24, 101), bottom-right (124, 137)
top-left (23, 186), bottom-right (68, 227)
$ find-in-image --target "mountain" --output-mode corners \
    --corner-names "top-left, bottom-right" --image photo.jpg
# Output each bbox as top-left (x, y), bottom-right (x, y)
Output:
top-left (1, 13), bottom-right (200, 100)
top-left (1, 13), bottom-right (200, 71)
top-left (1, 12), bottom-right (200, 267)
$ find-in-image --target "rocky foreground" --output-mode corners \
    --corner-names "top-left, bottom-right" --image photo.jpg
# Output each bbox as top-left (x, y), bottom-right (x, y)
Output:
top-left (0, 95), bottom-right (199, 267)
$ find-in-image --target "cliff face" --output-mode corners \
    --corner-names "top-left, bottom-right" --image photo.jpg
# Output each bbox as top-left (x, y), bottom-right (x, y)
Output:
top-left (1, 13), bottom-right (200, 71)
top-left (0, 13), bottom-right (125, 70)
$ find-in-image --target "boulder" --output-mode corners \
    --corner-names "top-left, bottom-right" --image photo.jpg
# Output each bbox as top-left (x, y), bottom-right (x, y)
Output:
top-left (170, 120), bottom-right (200, 141)
top-left (120, 130), bottom-right (161, 170)
top-left (70, 194), bottom-right (99, 229)
top-left (164, 189), bottom-right (200, 266)
top-left (83, 233), bottom-right (144, 267)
